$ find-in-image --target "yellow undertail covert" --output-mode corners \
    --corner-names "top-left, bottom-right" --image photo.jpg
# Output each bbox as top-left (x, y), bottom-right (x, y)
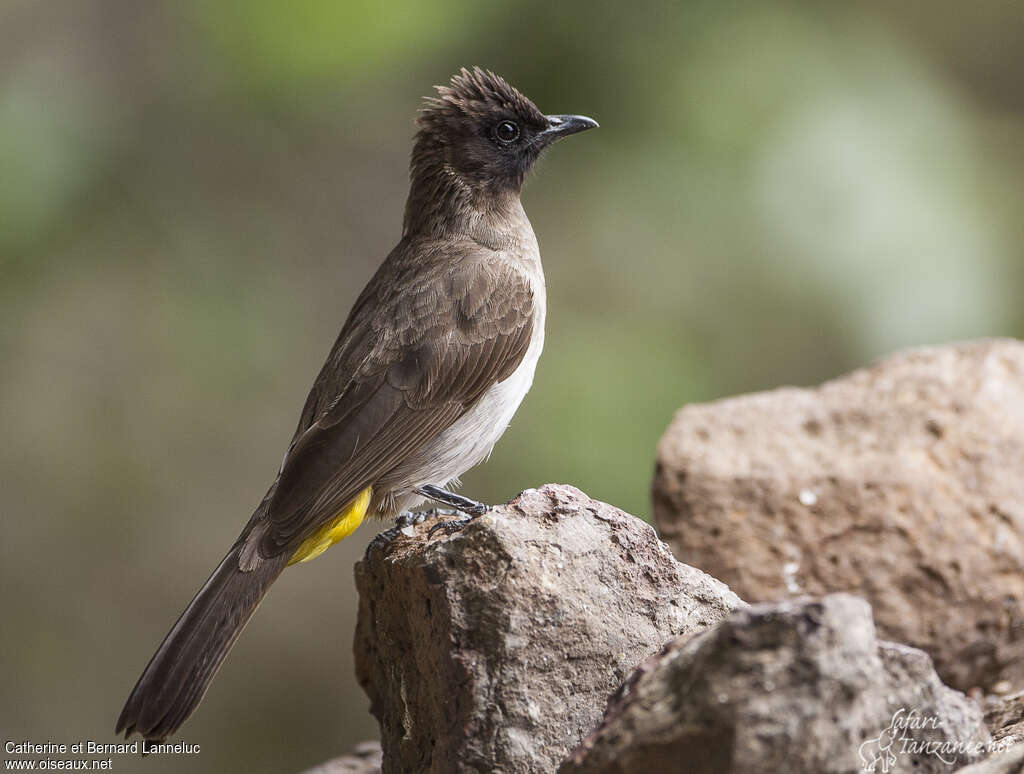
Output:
top-left (287, 486), bottom-right (372, 565)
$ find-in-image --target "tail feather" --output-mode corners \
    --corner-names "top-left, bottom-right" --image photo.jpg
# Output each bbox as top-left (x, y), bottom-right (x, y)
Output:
top-left (116, 540), bottom-right (288, 741)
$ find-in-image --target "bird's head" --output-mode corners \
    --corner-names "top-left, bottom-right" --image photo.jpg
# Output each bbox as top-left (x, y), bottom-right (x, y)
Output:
top-left (412, 67), bottom-right (598, 196)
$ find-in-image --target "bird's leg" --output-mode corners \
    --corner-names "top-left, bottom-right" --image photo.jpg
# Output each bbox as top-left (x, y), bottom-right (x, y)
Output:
top-left (415, 484), bottom-right (492, 537)
top-left (416, 484), bottom-right (491, 515)
top-left (416, 508), bottom-right (458, 519)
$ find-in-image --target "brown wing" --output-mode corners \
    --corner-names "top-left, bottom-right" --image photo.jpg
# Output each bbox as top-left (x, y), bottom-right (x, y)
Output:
top-left (259, 255), bottom-right (535, 558)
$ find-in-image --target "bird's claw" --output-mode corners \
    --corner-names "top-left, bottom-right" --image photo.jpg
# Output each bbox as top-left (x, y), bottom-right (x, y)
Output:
top-left (366, 498), bottom-right (493, 553)
top-left (396, 510), bottom-right (430, 529)
top-left (426, 505), bottom-right (491, 538)
top-left (427, 516), bottom-right (474, 538)
top-left (365, 510), bottom-right (434, 557)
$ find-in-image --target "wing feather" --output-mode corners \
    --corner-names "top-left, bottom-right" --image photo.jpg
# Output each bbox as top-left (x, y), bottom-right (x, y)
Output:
top-left (260, 256), bottom-right (534, 557)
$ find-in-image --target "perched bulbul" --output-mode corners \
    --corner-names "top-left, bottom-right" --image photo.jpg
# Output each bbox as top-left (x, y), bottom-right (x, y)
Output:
top-left (116, 67), bottom-right (597, 741)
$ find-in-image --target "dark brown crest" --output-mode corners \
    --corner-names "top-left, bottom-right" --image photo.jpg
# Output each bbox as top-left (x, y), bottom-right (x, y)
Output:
top-left (419, 66), bottom-right (546, 130)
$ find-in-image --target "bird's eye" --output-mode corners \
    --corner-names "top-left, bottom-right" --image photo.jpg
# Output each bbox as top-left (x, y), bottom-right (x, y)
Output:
top-left (494, 120), bottom-right (520, 144)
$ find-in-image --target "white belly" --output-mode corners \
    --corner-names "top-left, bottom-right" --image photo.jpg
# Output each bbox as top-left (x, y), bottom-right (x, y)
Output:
top-left (404, 243), bottom-right (547, 493)
top-left (412, 314), bottom-right (544, 489)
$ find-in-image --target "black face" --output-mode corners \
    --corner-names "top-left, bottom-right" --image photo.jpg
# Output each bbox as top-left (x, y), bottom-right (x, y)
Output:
top-left (453, 109), bottom-right (550, 189)
top-left (414, 67), bottom-right (598, 194)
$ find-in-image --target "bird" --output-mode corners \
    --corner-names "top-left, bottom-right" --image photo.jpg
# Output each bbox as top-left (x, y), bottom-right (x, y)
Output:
top-left (115, 67), bottom-right (597, 742)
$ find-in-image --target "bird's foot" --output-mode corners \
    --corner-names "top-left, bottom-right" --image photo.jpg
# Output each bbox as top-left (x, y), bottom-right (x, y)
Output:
top-left (368, 485), bottom-right (494, 551)
top-left (365, 511), bottom-right (429, 557)
top-left (365, 507), bottom-right (468, 557)
top-left (427, 515), bottom-right (478, 538)
top-left (415, 484), bottom-right (492, 537)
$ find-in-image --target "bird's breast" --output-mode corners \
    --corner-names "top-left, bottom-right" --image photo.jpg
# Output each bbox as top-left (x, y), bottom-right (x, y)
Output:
top-left (407, 262), bottom-right (545, 491)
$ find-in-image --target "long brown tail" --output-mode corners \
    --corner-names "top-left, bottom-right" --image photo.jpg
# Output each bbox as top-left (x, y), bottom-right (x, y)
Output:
top-left (115, 535), bottom-right (288, 741)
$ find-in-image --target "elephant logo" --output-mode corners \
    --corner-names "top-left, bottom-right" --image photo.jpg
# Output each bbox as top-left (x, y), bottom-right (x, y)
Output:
top-left (859, 720), bottom-right (900, 773)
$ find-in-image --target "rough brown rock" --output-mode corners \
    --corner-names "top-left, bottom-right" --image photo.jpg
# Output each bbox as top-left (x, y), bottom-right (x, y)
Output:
top-left (955, 745), bottom-right (1024, 774)
top-left (652, 339), bottom-right (1024, 692)
top-left (561, 594), bottom-right (989, 774)
top-left (953, 694), bottom-right (1024, 774)
top-left (354, 484), bottom-right (744, 774)
top-left (299, 741), bottom-right (383, 774)
top-left (986, 692), bottom-right (1024, 747)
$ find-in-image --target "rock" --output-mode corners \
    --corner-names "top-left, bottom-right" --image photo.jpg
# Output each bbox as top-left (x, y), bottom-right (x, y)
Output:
top-left (354, 484), bottom-right (744, 774)
top-left (300, 741), bottom-right (383, 774)
top-left (955, 745), bottom-right (1024, 774)
top-left (948, 691), bottom-right (1024, 773)
top-left (652, 339), bottom-right (1024, 692)
top-left (986, 692), bottom-right (1024, 747)
top-left (561, 594), bottom-right (989, 774)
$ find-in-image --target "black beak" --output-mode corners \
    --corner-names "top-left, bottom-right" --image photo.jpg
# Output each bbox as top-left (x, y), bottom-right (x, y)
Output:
top-left (540, 114), bottom-right (599, 142)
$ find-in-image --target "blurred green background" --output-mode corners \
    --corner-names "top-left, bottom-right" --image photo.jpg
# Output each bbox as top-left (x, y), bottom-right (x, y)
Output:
top-left (2, 1), bottom-right (1022, 771)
